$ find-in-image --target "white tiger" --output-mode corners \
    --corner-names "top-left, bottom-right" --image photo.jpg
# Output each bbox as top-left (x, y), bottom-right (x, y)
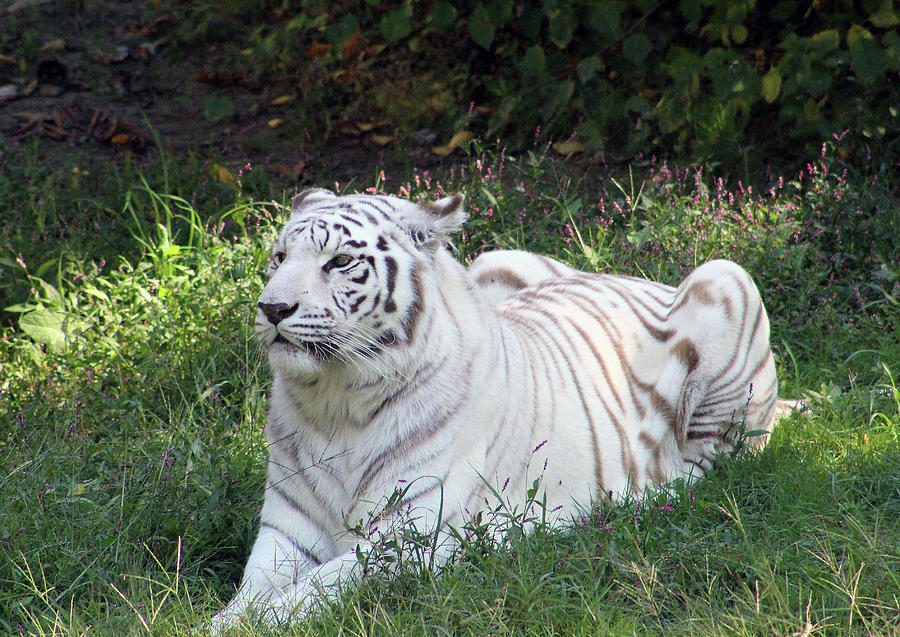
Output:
top-left (206, 188), bottom-right (782, 633)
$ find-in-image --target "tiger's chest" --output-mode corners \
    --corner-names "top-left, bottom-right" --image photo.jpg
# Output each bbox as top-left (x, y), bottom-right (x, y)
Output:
top-left (267, 373), bottom-right (465, 518)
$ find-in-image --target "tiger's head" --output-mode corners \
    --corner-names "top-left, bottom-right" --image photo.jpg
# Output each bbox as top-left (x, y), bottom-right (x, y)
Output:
top-left (256, 188), bottom-right (465, 379)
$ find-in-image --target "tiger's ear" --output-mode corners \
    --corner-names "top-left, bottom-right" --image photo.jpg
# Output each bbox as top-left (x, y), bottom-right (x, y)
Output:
top-left (409, 194), bottom-right (466, 251)
top-left (291, 188), bottom-right (336, 216)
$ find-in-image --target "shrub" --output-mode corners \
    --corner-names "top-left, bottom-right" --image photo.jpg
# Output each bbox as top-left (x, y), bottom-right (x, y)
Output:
top-left (162, 0), bottom-right (899, 170)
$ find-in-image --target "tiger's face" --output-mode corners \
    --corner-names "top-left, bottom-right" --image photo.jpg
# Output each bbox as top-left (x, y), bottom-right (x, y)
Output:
top-left (256, 188), bottom-right (464, 378)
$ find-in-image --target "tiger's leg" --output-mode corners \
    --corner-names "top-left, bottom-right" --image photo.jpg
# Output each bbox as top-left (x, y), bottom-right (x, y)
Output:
top-left (205, 525), bottom-right (323, 633)
top-left (205, 488), bottom-right (454, 634)
top-left (664, 259), bottom-right (778, 473)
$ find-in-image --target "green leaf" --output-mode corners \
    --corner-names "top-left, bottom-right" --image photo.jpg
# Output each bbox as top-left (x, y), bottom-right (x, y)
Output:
top-left (469, 5), bottom-right (496, 50)
top-left (884, 31), bottom-right (900, 72)
top-left (325, 13), bottom-right (359, 43)
top-left (810, 29), bottom-right (840, 52)
top-left (34, 278), bottom-right (63, 305)
top-left (585, 2), bottom-right (622, 36)
top-left (576, 56), bottom-right (604, 84)
top-left (867, 0), bottom-right (899, 27)
top-left (624, 95), bottom-right (651, 115)
top-left (666, 46), bottom-right (703, 82)
top-left (5, 303), bottom-right (37, 313)
top-left (82, 287), bottom-right (110, 303)
top-left (849, 32), bottom-right (885, 85)
top-left (547, 10), bottom-right (576, 48)
top-left (795, 65), bottom-right (832, 94)
top-left (761, 68), bottom-right (782, 103)
top-left (733, 61), bottom-right (762, 98)
top-left (35, 258), bottom-right (58, 279)
top-left (847, 24), bottom-right (874, 50)
top-left (380, 9), bottom-right (412, 43)
top-left (622, 33), bottom-right (652, 66)
top-left (431, 2), bottom-right (457, 32)
top-left (540, 79), bottom-right (574, 119)
top-left (519, 45), bottom-right (546, 77)
top-left (19, 307), bottom-right (67, 351)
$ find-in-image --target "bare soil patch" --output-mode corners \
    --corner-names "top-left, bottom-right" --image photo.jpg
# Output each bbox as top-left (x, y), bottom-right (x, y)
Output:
top-left (1, 0), bottom-right (439, 183)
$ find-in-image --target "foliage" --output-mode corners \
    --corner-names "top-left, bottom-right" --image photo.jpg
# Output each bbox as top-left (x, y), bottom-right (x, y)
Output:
top-left (160, 0), bottom-right (899, 169)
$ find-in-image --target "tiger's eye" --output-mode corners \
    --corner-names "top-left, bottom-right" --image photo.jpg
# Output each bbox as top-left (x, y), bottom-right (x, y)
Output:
top-left (327, 254), bottom-right (353, 269)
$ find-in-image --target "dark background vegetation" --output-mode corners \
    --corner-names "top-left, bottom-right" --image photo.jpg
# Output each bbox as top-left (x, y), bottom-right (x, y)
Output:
top-left (2, 0), bottom-right (898, 177)
top-left (157, 0), bottom-right (900, 170)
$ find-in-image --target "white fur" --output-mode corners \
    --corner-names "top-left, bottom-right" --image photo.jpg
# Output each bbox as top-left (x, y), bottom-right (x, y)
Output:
top-left (204, 193), bottom-right (780, 633)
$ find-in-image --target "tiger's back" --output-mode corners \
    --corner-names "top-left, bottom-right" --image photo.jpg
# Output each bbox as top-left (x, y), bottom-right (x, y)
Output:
top-left (482, 260), bottom-right (777, 503)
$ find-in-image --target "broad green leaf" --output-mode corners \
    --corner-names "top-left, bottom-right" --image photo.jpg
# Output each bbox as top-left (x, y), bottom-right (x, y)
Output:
top-left (585, 2), bottom-right (622, 36)
top-left (431, 2), bottom-right (457, 32)
top-left (847, 24), bottom-right (874, 49)
top-left (576, 56), bottom-right (604, 84)
top-left (20, 307), bottom-right (67, 351)
top-left (666, 46), bottom-right (703, 82)
top-left (82, 288), bottom-right (110, 302)
top-left (810, 29), bottom-right (840, 52)
top-left (622, 33), bottom-right (652, 66)
top-left (624, 95), bottom-right (651, 115)
top-left (884, 31), bottom-right (900, 72)
top-left (761, 68), bottom-right (782, 103)
top-left (710, 60), bottom-right (758, 99)
top-left (469, 5), bottom-right (495, 50)
top-left (380, 9), bottom-right (412, 43)
top-left (325, 13), bottom-right (359, 43)
top-left (867, 0), bottom-right (899, 27)
top-left (796, 66), bottom-right (832, 94)
top-left (849, 34), bottom-right (885, 85)
top-left (703, 47), bottom-right (730, 67)
top-left (285, 15), bottom-right (306, 31)
top-left (35, 258), bottom-right (58, 279)
top-left (337, 13), bottom-right (359, 39)
top-left (5, 303), bottom-right (37, 313)
top-left (519, 45), bottom-right (546, 77)
top-left (541, 79), bottom-right (574, 119)
top-left (548, 10), bottom-right (576, 48)
top-left (34, 278), bottom-right (63, 304)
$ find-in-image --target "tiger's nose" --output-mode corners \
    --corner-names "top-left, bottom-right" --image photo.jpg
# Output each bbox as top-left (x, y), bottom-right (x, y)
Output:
top-left (258, 302), bottom-right (298, 325)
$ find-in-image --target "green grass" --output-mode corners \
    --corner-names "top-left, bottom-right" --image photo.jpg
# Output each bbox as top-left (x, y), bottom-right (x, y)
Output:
top-left (1, 135), bottom-right (898, 636)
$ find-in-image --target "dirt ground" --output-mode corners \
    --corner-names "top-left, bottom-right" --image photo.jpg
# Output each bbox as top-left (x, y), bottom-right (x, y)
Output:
top-left (0, 0), bottom-right (440, 184)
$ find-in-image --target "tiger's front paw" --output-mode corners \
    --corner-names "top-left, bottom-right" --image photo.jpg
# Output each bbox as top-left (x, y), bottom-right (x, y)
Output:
top-left (197, 593), bottom-right (255, 635)
top-left (193, 609), bottom-right (242, 636)
top-left (200, 587), bottom-right (317, 635)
